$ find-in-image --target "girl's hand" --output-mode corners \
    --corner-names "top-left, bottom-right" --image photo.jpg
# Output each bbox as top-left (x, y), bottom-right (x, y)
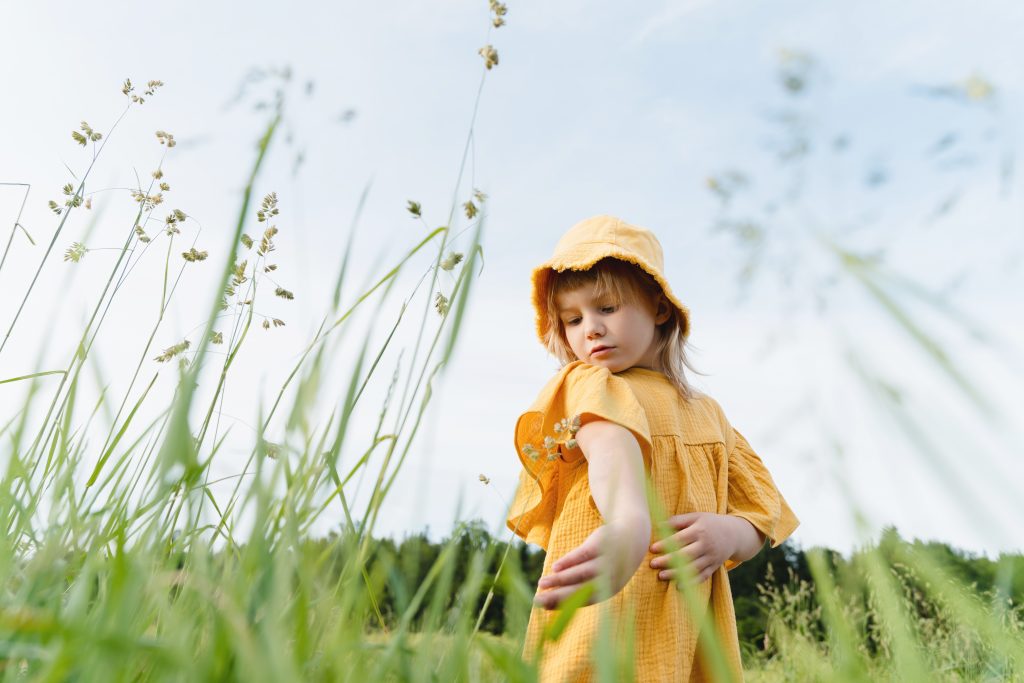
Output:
top-left (533, 515), bottom-right (649, 610)
top-left (649, 512), bottom-right (757, 584)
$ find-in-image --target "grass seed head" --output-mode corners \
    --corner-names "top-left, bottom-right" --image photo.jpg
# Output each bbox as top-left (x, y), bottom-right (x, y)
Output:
top-left (961, 73), bottom-right (994, 101)
top-left (440, 251), bottom-right (464, 271)
top-left (434, 291), bottom-right (449, 316)
top-left (182, 248), bottom-right (208, 262)
top-left (155, 130), bottom-right (176, 147)
top-left (132, 190), bottom-right (164, 212)
top-left (463, 200), bottom-right (478, 219)
top-left (478, 45), bottom-right (498, 70)
top-left (232, 260), bottom-right (248, 286)
top-left (211, 331), bottom-right (223, 345)
top-left (79, 121), bottom-right (101, 141)
top-left (489, 1), bottom-right (508, 27)
top-left (257, 192), bottom-right (279, 222)
top-left (274, 287), bottom-right (294, 300)
top-left (154, 339), bottom-right (190, 363)
top-left (64, 242), bottom-right (86, 263)
top-left (569, 414), bottom-right (581, 434)
top-left (259, 226), bottom-right (278, 255)
top-left (406, 200), bottom-right (422, 217)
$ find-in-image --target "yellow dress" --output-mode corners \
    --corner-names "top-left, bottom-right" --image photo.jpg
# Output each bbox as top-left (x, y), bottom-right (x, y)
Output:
top-left (507, 361), bottom-right (800, 682)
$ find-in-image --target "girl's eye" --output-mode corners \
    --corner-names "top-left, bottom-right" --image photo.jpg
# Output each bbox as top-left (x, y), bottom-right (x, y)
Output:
top-left (566, 318), bottom-right (581, 326)
top-left (600, 305), bottom-right (617, 314)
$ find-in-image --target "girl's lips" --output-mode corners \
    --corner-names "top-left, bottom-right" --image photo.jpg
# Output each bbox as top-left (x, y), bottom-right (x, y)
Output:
top-left (591, 347), bottom-right (614, 357)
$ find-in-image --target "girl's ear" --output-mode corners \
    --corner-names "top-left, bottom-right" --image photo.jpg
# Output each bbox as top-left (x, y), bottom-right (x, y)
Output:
top-left (654, 296), bottom-right (672, 325)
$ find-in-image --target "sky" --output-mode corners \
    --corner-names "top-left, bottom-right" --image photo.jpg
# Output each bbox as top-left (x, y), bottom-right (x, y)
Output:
top-left (1, 0), bottom-right (1022, 557)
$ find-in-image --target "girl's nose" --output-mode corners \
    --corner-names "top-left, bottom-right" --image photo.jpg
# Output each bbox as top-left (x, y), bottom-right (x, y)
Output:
top-left (585, 318), bottom-right (604, 338)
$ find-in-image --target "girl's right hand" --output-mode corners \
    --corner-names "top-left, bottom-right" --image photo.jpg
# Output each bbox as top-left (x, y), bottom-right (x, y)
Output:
top-left (532, 515), bottom-right (650, 610)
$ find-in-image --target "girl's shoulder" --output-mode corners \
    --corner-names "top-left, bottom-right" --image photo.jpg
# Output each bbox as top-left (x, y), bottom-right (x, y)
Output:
top-left (527, 360), bottom-right (618, 407)
top-left (619, 374), bottom-right (736, 447)
top-left (522, 361), bottom-right (652, 443)
top-left (531, 363), bottom-right (736, 446)
top-left (677, 391), bottom-right (738, 448)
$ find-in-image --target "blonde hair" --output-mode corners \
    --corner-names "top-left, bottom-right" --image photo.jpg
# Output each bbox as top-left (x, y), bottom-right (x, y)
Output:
top-left (542, 258), bottom-right (701, 400)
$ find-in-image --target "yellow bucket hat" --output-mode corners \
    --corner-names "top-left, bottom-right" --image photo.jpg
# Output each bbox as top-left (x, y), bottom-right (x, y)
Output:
top-left (531, 214), bottom-right (691, 345)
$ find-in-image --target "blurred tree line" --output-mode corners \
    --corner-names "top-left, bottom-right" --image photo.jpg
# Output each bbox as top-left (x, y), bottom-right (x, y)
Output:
top-left (297, 521), bottom-right (1023, 653)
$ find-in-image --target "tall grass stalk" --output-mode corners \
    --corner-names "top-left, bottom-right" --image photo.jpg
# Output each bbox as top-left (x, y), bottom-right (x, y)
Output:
top-left (2, 16), bottom-right (1021, 683)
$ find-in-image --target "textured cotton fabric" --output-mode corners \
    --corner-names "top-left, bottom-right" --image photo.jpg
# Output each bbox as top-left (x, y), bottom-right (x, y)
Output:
top-left (507, 361), bottom-right (800, 682)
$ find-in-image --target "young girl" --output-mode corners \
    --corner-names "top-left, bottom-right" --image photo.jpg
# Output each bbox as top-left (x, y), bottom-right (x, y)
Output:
top-left (507, 215), bottom-right (799, 682)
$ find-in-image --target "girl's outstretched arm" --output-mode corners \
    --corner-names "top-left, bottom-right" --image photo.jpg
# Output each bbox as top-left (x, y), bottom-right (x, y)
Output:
top-left (533, 420), bottom-right (650, 610)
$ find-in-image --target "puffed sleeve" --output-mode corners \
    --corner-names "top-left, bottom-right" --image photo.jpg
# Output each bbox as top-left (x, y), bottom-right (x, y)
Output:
top-left (506, 361), bottom-right (654, 550)
top-left (722, 427), bottom-right (800, 570)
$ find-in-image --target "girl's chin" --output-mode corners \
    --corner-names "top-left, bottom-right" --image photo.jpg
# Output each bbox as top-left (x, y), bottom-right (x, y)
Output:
top-left (586, 358), bottom-right (625, 373)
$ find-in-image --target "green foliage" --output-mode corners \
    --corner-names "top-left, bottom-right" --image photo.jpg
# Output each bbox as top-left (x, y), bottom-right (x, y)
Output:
top-left (2, 10), bottom-right (1021, 682)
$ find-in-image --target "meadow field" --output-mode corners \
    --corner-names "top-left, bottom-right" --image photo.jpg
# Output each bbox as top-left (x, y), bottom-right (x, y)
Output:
top-left (2, 3), bottom-right (1022, 681)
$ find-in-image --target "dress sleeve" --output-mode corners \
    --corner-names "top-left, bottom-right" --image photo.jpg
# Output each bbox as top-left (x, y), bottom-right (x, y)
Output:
top-left (722, 428), bottom-right (800, 571)
top-left (506, 361), bottom-right (653, 549)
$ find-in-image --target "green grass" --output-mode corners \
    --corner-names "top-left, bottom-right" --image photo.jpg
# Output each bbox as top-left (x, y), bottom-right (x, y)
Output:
top-left (1, 11), bottom-right (1022, 683)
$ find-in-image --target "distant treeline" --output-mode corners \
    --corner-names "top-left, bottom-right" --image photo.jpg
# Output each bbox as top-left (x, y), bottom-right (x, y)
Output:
top-left (304, 521), bottom-right (1023, 653)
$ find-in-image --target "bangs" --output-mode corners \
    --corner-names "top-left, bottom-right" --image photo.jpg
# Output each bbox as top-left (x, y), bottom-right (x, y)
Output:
top-left (547, 258), bottom-right (651, 312)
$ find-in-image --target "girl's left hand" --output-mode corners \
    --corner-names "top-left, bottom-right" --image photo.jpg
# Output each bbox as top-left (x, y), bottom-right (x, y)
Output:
top-left (648, 512), bottom-right (747, 584)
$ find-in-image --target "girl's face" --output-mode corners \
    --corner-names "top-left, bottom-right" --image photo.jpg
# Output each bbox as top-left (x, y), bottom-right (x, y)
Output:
top-left (555, 283), bottom-right (670, 373)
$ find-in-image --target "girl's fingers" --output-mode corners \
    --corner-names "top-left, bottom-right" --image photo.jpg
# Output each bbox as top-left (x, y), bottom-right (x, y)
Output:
top-left (534, 582), bottom-right (595, 611)
top-left (650, 528), bottom-right (692, 554)
top-left (538, 558), bottom-right (600, 589)
top-left (666, 512), bottom-right (699, 531)
top-left (691, 557), bottom-right (713, 577)
top-left (653, 551), bottom-right (712, 577)
top-left (656, 561), bottom-right (717, 583)
top-left (651, 542), bottom-right (702, 570)
top-left (688, 564), bottom-right (715, 584)
top-left (550, 536), bottom-right (599, 572)
top-left (655, 540), bottom-right (701, 564)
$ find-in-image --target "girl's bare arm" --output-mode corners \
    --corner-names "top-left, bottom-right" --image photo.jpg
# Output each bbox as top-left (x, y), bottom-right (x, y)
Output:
top-left (533, 420), bottom-right (650, 609)
top-left (578, 420), bottom-right (649, 530)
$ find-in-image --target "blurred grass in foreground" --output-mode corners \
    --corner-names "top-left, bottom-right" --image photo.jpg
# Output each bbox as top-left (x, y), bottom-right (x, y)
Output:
top-left (2, 9), bottom-right (1023, 683)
